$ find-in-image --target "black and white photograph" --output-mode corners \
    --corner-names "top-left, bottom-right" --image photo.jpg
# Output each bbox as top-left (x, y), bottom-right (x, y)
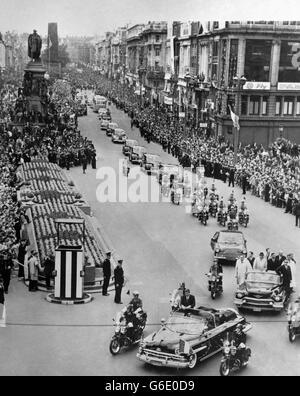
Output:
top-left (0, 0), bottom-right (300, 379)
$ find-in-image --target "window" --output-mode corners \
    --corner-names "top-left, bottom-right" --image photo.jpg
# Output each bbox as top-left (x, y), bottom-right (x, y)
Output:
top-left (296, 97), bottom-right (300, 115)
top-left (276, 97), bottom-right (282, 115)
top-left (241, 95), bottom-right (248, 115)
top-left (249, 96), bottom-right (260, 115)
top-left (244, 39), bottom-right (272, 81)
top-left (283, 96), bottom-right (294, 115)
top-left (262, 96), bottom-right (268, 115)
top-left (155, 35), bottom-right (160, 42)
top-left (155, 48), bottom-right (160, 57)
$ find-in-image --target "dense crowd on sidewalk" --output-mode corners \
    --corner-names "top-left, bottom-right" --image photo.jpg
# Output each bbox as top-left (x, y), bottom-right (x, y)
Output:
top-left (0, 77), bottom-right (98, 294)
top-left (66, 67), bottom-right (300, 225)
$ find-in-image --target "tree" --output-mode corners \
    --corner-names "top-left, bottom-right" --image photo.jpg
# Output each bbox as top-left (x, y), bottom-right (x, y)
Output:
top-left (42, 44), bottom-right (71, 68)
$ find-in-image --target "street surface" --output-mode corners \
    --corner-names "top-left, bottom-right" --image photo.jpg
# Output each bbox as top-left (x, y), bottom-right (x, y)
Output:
top-left (1, 102), bottom-right (300, 376)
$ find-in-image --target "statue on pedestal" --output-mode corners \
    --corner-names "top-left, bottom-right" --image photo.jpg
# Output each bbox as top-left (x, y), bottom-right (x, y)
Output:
top-left (28, 30), bottom-right (42, 62)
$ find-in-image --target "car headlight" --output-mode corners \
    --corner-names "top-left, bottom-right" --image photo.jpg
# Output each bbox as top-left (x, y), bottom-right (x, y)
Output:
top-left (121, 326), bottom-right (126, 334)
top-left (242, 250), bottom-right (247, 254)
top-left (215, 248), bottom-right (220, 253)
top-left (236, 292), bottom-right (244, 299)
top-left (211, 276), bottom-right (216, 282)
top-left (115, 326), bottom-right (120, 333)
top-left (224, 346), bottom-right (230, 354)
top-left (274, 295), bottom-right (281, 302)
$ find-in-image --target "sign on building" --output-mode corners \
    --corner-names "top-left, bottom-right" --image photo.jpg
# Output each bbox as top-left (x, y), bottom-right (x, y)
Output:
top-left (243, 81), bottom-right (270, 90)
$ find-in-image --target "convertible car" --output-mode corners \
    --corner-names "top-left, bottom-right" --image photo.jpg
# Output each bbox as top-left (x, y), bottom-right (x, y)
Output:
top-left (211, 230), bottom-right (247, 264)
top-left (234, 270), bottom-right (287, 312)
top-left (137, 306), bottom-right (251, 369)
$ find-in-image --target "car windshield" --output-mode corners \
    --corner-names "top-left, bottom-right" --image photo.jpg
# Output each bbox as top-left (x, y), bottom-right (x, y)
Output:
top-left (115, 130), bottom-right (125, 135)
top-left (246, 271), bottom-right (281, 289)
top-left (109, 123), bottom-right (118, 128)
top-left (166, 314), bottom-right (208, 335)
top-left (218, 232), bottom-right (243, 245)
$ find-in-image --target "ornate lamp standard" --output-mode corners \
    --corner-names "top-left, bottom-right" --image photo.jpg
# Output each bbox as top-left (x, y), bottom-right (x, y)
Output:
top-left (231, 75), bottom-right (247, 164)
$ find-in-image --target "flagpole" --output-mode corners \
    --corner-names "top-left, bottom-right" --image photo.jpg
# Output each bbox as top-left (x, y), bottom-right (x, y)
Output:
top-left (48, 35), bottom-right (50, 73)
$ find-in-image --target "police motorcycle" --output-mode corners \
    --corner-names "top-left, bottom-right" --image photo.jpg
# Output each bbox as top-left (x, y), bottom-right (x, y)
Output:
top-left (227, 217), bottom-right (239, 231)
top-left (219, 325), bottom-right (252, 377)
top-left (191, 195), bottom-right (202, 217)
top-left (206, 259), bottom-right (223, 299)
top-left (287, 298), bottom-right (300, 343)
top-left (238, 198), bottom-right (250, 228)
top-left (209, 195), bottom-right (219, 218)
top-left (209, 184), bottom-right (219, 201)
top-left (109, 305), bottom-right (147, 355)
top-left (217, 197), bottom-right (228, 227)
top-left (198, 202), bottom-right (209, 226)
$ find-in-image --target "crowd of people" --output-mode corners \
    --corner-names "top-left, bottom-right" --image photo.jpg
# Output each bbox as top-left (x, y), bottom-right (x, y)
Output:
top-left (0, 74), bottom-right (98, 298)
top-left (70, 67), bottom-right (300, 225)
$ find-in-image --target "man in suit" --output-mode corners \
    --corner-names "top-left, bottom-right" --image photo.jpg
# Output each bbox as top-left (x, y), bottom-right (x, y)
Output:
top-left (228, 167), bottom-right (235, 188)
top-left (275, 251), bottom-right (286, 269)
top-left (268, 253), bottom-right (279, 272)
top-left (180, 289), bottom-right (196, 310)
top-left (114, 259), bottom-right (124, 304)
top-left (276, 260), bottom-right (292, 301)
top-left (102, 252), bottom-right (111, 296)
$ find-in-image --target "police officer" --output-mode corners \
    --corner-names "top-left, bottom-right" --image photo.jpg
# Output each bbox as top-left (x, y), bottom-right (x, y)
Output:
top-left (129, 291), bottom-right (143, 311)
top-left (114, 259), bottom-right (124, 304)
top-left (102, 252), bottom-right (111, 296)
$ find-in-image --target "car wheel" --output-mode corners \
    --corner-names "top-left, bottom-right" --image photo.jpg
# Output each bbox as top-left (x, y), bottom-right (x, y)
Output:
top-left (109, 339), bottom-right (121, 355)
top-left (188, 353), bottom-right (197, 369)
top-left (220, 361), bottom-right (230, 377)
top-left (289, 329), bottom-right (296, 343)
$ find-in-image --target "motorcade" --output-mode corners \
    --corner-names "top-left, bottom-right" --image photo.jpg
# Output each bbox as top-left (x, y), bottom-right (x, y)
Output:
top-left (217, 209), bottom-right (228, 227)
top-left (137, 306), bottom-right (251, 369)
top-left (112, 128), bottom-right (127, 144)
top-left (238, 210), bottom-right (250, 228)
top-left (141, 153), bottom-right (161, 175)
top-left (191, 197), bottom-right (203, 217)
top-left (287, 298), bottom-right (300, 342)
top-left (206, 262), bottom-right (223, 300)
top-left (227, 218), bottom-right (239, 231)
top-left (129, 146), bottom-right (147, 164)
top-left (199, 206), bottom-right (209, 226)
top-left (99, 112), bottom-right (112, 122)
top-left (110, 307), bottom-right (147, 355)
top-left (210, 230), bottom-right (247, 264)
top-left (234, 270), bottom-right (288, 312)
top-left (106, 122), bottom-right (119, 137)
top-left (122, 139), bottom-right (138, 156)
top-left (100, 119), bottom-right (110, 131)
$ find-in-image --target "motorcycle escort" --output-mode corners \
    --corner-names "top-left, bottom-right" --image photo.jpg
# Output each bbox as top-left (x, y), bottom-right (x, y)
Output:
top-left (238, 210), bottom-right (250, 228)
top-left (109, 307), bottom-right (147, 355)
top-left (206, 261), bottom-right (223, 299)
top-left (287, 298), bottom-right (300, 343)
top-left (198, 204), bottom-right (209, 226)
top-left (219, 326), bottom-right (251, 376)
top-left (209, 197), bottom-right (218, 218)
top-left (227, 218), bottom-right (239, 231)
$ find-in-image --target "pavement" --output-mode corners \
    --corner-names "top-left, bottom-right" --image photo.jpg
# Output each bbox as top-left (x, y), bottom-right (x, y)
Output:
top-left (1, 102), bottom-right (300, 376)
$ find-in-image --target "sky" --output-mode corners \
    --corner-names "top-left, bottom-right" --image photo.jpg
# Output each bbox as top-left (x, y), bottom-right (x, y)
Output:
top-left (1, 0), bottom-right (300, 37)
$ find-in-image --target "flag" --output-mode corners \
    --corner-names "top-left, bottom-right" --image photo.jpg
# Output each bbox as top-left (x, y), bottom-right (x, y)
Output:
top-left (228, 105), bottom-right (240, 131)
top-left (179, 338), bottom-right (191, 354)
top-left (48, 36), bottom-right (53, 49)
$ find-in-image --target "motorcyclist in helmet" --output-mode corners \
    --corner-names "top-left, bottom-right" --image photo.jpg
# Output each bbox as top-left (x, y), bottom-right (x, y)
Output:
top-left (240, 197), bottom-right (247, 211)
top-left (232, 324), bottom-right (247, 348)
top-left (129, 291), bottom-right (143, 311)
top-left (208, 258), bottom-right (223, 291)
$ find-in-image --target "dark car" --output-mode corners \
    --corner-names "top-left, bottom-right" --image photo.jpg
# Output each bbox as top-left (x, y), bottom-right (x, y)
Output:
top-left (129, 146), bottom-right (147, 164)
top-left (123, 139), bottom-right (139, 156)
top-left (141, 153), bottom-right (161, 175)
top-left (211, 230), bottom-right (247, 263)
top-left (137, 306), bottom-right (251, 369)
top-left (234, 270), bottom-right (287, 312)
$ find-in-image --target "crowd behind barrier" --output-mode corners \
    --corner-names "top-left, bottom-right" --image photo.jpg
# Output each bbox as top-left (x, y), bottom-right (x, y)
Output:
top-left (66, 67), bottom-right (300, 223)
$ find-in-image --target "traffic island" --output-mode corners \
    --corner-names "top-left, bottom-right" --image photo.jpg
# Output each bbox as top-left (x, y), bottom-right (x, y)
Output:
top-left (46, 293), bottom-right (93, 305)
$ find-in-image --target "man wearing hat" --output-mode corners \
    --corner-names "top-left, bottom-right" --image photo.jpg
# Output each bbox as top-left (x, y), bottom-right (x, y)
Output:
top-left (114, 259), bottom-right (124, 304)
top-left (102, 251), bottom-right (112, 296)
top-left (28, 251), bottom-right (41, 292)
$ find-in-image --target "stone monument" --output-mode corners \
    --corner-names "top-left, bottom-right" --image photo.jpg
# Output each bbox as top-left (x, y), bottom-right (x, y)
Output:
top-left (22, 30), bottom-right (48, 123)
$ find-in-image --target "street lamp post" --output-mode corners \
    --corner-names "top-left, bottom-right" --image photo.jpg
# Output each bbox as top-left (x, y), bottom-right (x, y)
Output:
top-left (232, 75), bottom-right (247, 165)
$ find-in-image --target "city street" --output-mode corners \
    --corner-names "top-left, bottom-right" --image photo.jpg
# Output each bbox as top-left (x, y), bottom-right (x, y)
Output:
top-left (1, 103), bottom-right (299, 376)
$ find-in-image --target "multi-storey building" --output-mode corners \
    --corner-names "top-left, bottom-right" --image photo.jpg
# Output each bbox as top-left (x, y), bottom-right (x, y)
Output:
top-left (197, 21), bottom-right (300, 145)
top-left (138, 21), bottom-right (167, 104)
top-left (111, 27), bottom-right (127, 80)
top-left (126, 24), bottom-right (144, 86)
